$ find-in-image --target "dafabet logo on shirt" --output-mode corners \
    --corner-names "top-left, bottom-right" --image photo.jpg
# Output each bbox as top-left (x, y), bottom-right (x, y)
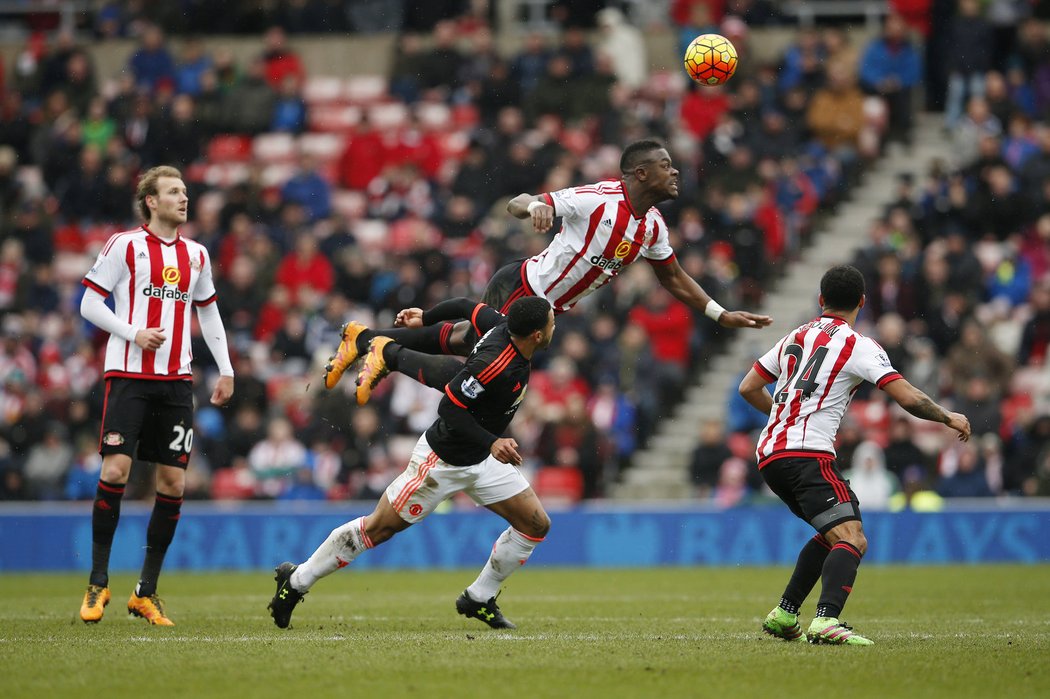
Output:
top-left (162, 266), bottom-right (181, 285)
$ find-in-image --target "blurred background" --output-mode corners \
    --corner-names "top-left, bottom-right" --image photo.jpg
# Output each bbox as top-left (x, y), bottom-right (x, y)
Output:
top-left (1, 0), bottom-right (1049, 523)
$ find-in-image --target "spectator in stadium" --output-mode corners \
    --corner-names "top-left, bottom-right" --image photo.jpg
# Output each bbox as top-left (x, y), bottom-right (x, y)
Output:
top-left (741, 265), bottom-right (970, 646)
top-left (127, 24), bottom-right (176, 93)
top-left (22, 421), bottom-right (73, 500)
top-left (223, 58), bottom-right (276, 135)
top-left (842, 440), bottom-right (900, 510)
top-left (689, 419), bottom-right (733, 496)
top-left (267, 296), bottom-right (556, 632)
top-left (280, 152), bottom-right (332, 222)
top-left (259, 26), bottom-right (305, 90)
top-left (275, 232), bottom-right (334, 304)
top-left (322, 140), bottom-right (771, 397)
top-left (944, 0), bottom-right (994, 129)
top-left (77, 166), bottom-right (235, 627)
top-left (249, 416), bottom-right (308, 498)
top-left (884, 416), bottom-right (932, 483)
top-left (174, 37), bottom-right (212, 96)
top-left (417, 20), bottom-right (465, 93)
top-left (270, 76), bottom-right (308, 133)
top-left (1018, 279), bottom-right (1050, 364)
top-left (806, 63), bottom-right (866, 157)
top-left (936, 441), bottom-right (994, 497)
top-left (595, 7), bottom-right (647, 92)
top-left (859, 13), bottom-right (922, 144)
top-left (510, 32), bottom-right (552, 97)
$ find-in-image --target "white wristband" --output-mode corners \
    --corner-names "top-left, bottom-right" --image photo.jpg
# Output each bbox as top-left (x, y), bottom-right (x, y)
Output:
top-left (527, 200), bottom-right (544, 214)
top-left (705, 299), bottom-right (726, 321)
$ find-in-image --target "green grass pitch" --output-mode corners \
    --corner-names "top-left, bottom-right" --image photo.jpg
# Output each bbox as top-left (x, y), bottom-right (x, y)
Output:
top-left (2, 565), bottom-right (1047, 699)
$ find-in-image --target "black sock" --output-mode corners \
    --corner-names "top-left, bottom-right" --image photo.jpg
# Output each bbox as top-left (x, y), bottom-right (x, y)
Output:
top-left (90, 479), bottom-right (125, 588)
top-left (815, 541), bottom-right (862, 619)
top-left (357, 322), bottom-right (458, 356)
top-left (383, 343), bottom-right (464, 391)
top-left (780, 534), bottom-right (832, 612)
top-left (135, 492), bottom-right (183, 598)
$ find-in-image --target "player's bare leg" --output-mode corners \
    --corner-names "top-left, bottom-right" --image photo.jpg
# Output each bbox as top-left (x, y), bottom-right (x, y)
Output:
top-left (457, 488), bottom-right (551, 630)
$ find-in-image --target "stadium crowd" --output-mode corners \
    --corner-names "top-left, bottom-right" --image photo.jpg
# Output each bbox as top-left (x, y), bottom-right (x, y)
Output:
top-left (0, 1), bottom-right (1047, 506)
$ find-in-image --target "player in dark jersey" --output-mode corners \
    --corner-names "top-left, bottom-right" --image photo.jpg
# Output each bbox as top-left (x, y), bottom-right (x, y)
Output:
top-left (268, 296), bottom-right (554, 630)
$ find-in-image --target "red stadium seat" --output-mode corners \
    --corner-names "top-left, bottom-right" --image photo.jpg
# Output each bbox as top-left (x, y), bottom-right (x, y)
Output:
top-left (332, 189), bottom-right (367, 219)
top-left (298, 132), bottom-right (346, 161)
top-left (451, 104), bottom-right (479, 128)
top-left (253, 133), bottom-right (297, 163)
top-left (416, 102), bottom-right (451, 130)
top-left (207, 134), bottom-right (253, 163)
top-left (308, 104), bottom-right (362, 132)
top-left (534, 466), bottom-right (584, 504)
top-left (344, 75), bottom-right (387, 104)
top-left (302, 76), bottom-right (344, 105)
top-left (211, 467), bottom-right (255, 500)
top-left (368, 102), bottom-right (408, 129)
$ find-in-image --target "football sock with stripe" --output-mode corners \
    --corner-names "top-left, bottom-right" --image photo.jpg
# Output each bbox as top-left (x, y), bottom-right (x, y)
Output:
top-left (780, 534), bottom-right (832, 613)
top-left (815, 541), bottom-right (863, 619)
top-left (89, 479), bottom-right (125, 587)
top-left (135, 492), bottom-right (183, 597)
top-left (385, 343), bottom-right (464, 391)
top-left (356, 322), bottom-right (457, 356)
top-left (466, 527), bottom-right (543, 602)
top-left (291, 516), bottom-right (373, 592)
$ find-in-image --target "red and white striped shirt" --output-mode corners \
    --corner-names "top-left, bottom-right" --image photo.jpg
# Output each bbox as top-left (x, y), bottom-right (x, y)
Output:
top-left (753, 315), bottom-right (903, 468)
top-left (525, 180), bottom-right (676, 313)
top-left (82, 226), bottom-right (217, 380)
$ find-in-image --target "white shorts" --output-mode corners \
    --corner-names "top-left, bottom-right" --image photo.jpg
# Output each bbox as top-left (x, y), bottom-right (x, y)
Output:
top-left (385, 434), bottom-right (531, 524)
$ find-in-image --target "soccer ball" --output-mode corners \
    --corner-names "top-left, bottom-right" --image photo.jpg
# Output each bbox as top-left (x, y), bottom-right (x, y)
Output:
top-left (683, 33), bottom-right (738, 86)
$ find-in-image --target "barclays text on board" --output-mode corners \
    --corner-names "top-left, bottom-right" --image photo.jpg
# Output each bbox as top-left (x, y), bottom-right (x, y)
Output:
top-left (0, 504), bottom-right (1047, 571)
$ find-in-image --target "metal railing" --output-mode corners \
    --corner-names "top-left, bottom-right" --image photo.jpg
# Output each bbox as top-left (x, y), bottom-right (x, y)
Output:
top-left (780, 1), bottom-right (890, 30)
top-left (0, 1), bottom-right (89, 36)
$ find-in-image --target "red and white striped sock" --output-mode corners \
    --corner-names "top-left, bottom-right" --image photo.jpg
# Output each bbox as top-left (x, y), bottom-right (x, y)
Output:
top-left (466, 527), bottom-right (543, 602)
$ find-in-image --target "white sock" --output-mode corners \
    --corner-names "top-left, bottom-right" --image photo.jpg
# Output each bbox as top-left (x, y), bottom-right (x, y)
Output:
top-left (291, 516), bottom-right (374, 591)
top-left (466, 527), bottom-right (542, 602)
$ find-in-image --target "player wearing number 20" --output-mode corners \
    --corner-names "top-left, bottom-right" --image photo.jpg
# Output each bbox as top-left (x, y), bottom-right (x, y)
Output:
top-left (77, 166), bottom-right (235, 626)
top-left (739, 265), bottom-right (970, 645)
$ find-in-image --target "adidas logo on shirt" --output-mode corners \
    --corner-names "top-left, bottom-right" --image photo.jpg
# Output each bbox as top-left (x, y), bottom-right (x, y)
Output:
top-left (601, 218), bottom-right (612, 226)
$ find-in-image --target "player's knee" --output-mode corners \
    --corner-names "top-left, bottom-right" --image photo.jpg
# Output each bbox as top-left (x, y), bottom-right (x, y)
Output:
top-left (100, 454), bottom-right (131, 483)
top-left (525, 511), bottom-right (551, 540)
top-left (852, 531), bottom-right (868, 557)
top-left (448, 321), bottom-right (473, 354)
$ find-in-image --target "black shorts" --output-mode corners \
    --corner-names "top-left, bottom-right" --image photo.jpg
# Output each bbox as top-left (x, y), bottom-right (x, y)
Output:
top-left (482, 259), bottom-right (531, 313)
top-left (761, 456), bottom-right (861, 534)
top-left (99, 378), bottom-right (195, 468)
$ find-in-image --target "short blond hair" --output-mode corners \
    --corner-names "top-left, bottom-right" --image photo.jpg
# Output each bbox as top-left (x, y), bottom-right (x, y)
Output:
top-left (135, 165), bottom-right (183, 222)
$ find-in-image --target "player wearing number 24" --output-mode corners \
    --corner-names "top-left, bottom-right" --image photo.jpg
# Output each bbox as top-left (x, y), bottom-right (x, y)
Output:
top-left (77, 166), bottom-right (236, 626)
top-left (739, 265), bottom-right (969, 645)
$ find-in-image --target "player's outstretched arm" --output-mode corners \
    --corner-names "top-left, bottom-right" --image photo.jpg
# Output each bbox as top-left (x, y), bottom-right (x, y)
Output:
top-left (882, 378), bottom-right (971, 442)
top-left (738, 367), bottom-right (774, 416)
top-left (652, 257), bottom-right (773, 329)
top-left (507, 193), bottom-right (554, 233)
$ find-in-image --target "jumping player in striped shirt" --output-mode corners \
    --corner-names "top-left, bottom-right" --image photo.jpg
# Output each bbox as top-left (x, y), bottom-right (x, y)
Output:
top-left (322, 139), bottom-right (772, 396)
top-left (268, 296), bottom-right (554, 630)
top-left (78, 166), bottom-right (235, 626)
top-left (738, 265), bottom-right (970, 645)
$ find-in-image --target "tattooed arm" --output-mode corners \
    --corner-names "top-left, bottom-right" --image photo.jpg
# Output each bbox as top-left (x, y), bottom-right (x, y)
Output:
top-left (882, 379), bottom-right (971, 442)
